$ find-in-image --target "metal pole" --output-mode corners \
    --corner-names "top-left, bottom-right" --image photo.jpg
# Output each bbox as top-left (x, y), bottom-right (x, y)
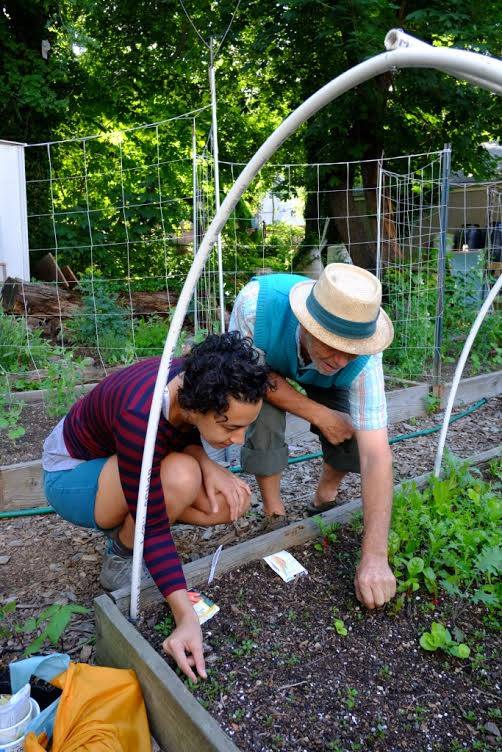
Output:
top-left (432, 143), bottom-right (451, 391)
top-left (209, 38), bottom-right (226, 333)
top-left (191, 120), bottom-right (199, 330)
top-left (375, 154), bottom-right (384, 278)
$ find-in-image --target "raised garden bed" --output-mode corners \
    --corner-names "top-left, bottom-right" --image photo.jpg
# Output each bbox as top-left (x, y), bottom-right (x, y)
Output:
top-left (2, 374), bottom-right (501, 512)
top-left (94, 447), bottom-right (501, 752)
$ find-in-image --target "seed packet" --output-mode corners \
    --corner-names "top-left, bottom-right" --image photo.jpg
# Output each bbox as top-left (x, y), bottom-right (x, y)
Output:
top-left (263, 550), bottom-right (308, 582)
top-left (192, 594), bottom-right (220, 625)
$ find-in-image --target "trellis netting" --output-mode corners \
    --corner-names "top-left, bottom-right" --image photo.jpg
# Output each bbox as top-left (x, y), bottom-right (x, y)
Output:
top-left (1, 130), bottom-right (500, 409)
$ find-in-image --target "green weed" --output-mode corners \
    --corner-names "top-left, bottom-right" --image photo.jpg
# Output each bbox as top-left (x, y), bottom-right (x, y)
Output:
top-left (16, 603), bottom-right (90, 655)
top-left (0, 395), bottom-right (25, 440)
top-left (389, 456), bottom-right (501, 614)
top-left (419, 621), bottom-right (470, 658)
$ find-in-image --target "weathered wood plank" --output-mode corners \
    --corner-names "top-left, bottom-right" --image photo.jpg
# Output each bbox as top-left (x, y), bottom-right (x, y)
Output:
top-left (0, 460), bottom-right (46, 512)
top-left (4, 365), bottom-right (109, 387)
top-left (112, 445), bottom-right (500, 614)
top-left (94, 594), bottom-right (240, 752)
top-left (7, 382), bottom-right (96, 404)
top-left (387, 384), bottom-right (431, 423)
top-left (443, 370), bottom-right (502, 408)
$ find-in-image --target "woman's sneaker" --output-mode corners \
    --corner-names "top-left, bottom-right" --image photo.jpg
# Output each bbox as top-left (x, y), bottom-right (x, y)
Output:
top-left (99, 541), bottom-right (153, 591)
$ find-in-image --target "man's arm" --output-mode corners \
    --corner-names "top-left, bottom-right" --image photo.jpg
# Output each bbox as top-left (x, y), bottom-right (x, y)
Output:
top-left (354, 427), bottom-right (396, 609)
top-left (266, 372), bottom-right (353, 445)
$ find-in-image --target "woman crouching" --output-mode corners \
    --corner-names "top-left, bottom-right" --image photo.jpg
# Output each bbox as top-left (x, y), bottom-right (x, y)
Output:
top-left (42, 332), bottom-right (271, 681)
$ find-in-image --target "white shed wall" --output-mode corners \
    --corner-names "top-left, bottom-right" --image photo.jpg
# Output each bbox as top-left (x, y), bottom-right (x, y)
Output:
top-left (0, 140), bottom-right (30, 282)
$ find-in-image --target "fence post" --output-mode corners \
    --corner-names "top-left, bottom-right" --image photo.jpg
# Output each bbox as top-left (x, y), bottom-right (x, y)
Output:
top-left (432, 143), bottom-right (452, 394)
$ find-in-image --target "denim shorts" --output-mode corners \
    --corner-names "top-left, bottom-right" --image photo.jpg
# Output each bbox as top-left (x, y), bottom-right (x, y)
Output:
top-left (43, 457), bottom-right (110, 531)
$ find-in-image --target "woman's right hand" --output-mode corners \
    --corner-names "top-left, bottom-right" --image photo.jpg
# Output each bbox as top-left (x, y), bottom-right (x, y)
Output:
top-left (163, 591), bottom-right (206, 682)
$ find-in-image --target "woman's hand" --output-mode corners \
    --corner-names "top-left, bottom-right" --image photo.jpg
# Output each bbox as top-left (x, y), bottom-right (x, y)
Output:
top-left (201, 459), bottom-right (251, 521)
top-left (163, 590), bottom-right (206, 682)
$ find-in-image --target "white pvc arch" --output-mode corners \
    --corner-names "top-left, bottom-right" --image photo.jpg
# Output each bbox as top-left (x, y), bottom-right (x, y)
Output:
top-left (130, 29), bottom-right (502, 619)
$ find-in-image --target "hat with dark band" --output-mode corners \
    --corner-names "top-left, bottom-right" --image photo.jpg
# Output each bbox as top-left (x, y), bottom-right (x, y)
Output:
top-left (289, 263), bottom-right (394, 355)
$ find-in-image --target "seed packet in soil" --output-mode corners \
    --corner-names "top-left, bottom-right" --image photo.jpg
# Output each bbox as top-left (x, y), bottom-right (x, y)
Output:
top-left (192, 594), bottom-right (220, 625)
top-left (263, 550), bottom-right (308, 582)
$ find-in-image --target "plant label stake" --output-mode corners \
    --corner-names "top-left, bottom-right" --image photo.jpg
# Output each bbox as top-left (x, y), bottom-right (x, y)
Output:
top-left (208, 545), bottom-right (223, 585)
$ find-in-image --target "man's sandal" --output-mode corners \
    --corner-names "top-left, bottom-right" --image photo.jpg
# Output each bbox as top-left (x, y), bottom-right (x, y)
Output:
top-left (305, 500), bottom-right (338, 517)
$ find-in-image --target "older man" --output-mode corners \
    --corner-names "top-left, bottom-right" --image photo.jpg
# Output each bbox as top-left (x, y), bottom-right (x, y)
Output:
top-left (229, 264), bottom-right (396, 609)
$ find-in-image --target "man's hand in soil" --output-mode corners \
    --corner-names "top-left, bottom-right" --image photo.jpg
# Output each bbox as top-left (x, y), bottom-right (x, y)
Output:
top-left (163, 590), bottom-right (206, 682)
top-left (314, 406), bottom-right (354, 446)
top-left (354, 553), bottom-right (396, 609)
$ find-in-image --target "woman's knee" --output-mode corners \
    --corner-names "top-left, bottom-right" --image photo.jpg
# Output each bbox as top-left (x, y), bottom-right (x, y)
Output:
top-left (161, 453), bottom-right (202, 500)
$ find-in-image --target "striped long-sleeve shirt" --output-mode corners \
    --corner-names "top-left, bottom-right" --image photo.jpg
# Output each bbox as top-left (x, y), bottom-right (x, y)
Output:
top-left (61, 357), bottom-right (200, 597)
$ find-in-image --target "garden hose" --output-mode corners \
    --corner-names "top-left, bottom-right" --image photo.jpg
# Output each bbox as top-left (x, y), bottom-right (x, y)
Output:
top-left (0, 397), bottom-right (488, 520)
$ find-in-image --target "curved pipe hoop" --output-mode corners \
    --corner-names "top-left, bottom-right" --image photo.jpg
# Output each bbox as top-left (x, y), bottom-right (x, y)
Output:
top-left (130, 32), bottom-right (502, 620)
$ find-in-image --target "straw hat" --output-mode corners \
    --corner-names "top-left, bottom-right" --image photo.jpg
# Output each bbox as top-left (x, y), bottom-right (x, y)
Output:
top-left (289, 263), bottom-right (394, 355)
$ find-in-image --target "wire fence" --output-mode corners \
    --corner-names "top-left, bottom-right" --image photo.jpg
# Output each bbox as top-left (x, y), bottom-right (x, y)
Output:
top-left (0, 122), bottom-right (501, 425)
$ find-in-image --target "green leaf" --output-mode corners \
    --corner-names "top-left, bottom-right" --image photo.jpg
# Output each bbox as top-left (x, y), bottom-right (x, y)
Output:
top-left (419, 632), bottom-right (438, 651)
top-left (407, 557), bottom-right (425, 577)
top-left (475, 545), bottom-right (502, 576)
top-left (8, 426), bottom-right (26, 440)
top-left (45, 608), bottom-right (73, 644)
top-left (448, 643), bottom-right (470, 659)
top-left (430, 622), bottom-right (451, 646)
top-left (334, 619), bottom-right (348, 636)
top-left (24, 632), bottom-right (47, 657)
top-left (19, 617), bottom-right (38, 634)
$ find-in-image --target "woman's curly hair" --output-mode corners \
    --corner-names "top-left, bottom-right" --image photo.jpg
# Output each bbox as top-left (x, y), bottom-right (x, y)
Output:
top-left (178, 332), bottom-right (273, 416)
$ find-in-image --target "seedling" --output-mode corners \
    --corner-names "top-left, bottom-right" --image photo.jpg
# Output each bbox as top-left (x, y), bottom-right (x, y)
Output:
top-left (233, 638), bottom-right (255, 657)
top-left (314, 518), bottom-right (339, 553)
top-left (0, 600), bottom-right (16, 639)
top-left (154, 612), bottom-right (175, 637)
top-left (332, 611), bottom-right (348, 636)
top-left (17, 602), bottom-right (89, 655)
top-left (424, 393), bottom-right (440, 414)
top-left (378, 664), bottom-right (392, 680)
top-left (419, 621), bottom-right (470, 658)
top-left (0, 396), bottom-right (25, 441)
top-left (343, 687), bottom-right (358, 710)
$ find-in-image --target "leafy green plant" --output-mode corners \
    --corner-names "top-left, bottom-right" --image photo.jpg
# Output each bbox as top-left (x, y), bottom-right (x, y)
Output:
top-left (154, 612), bottom-right (175, 637)
top-left (66, 278), bottom-right (130, 354)
top-left (233, 638), bottom-right (255, 657)
top-left (133, 316), bottom-right (169, 357)
top-left (333, 616), bottom-right (348, 637)
top-left (0, 311), bottom-right (56, 373)
top-left (424, 393), bottom-right (440, 415)
top-left (0, 600), bottom-right (16, 640)
top-left (0, 395), bottom-right (26, 440)
top-left (16, 603), bottom-right (90, 655)
top-left (389, 456), bottom-right (502, 614)
top-left (343, 687), bottom-right (358, 710)
top-left (41, 353), bottom-right (84, 418)
top-left (313, 518), bottom-right (340, 553)
top-left (419, 621), bottom-right (470, 658)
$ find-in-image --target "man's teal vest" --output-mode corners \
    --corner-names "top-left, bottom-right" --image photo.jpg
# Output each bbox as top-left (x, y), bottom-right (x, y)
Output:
top-left (253, 274), bottom-right (370, 388)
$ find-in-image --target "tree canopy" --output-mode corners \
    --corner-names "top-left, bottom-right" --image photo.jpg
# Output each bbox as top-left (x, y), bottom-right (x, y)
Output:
top-left (1, 0), bottom-right (500, 272)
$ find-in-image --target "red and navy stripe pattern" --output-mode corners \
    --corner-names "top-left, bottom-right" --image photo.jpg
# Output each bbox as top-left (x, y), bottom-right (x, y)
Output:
top-left (63, 357), bottom-right (200, 597)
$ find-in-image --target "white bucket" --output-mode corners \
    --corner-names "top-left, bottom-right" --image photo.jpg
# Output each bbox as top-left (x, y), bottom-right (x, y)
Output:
top-left (0, 699), bottom-right (40, 751)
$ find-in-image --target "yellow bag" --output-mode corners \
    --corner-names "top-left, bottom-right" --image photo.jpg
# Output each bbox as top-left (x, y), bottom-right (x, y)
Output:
top-left (24, 663), bottom-right (151, 752)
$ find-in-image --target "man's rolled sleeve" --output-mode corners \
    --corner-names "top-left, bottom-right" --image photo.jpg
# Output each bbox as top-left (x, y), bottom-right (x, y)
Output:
top-left (349, 353), bottom-right (388, 431)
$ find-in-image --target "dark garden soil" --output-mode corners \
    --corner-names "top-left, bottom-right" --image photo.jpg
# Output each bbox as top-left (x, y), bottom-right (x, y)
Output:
top-left (0, 396), bottom-right (500, 722)
top-left (139, 529), bottom-right (501, 752)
